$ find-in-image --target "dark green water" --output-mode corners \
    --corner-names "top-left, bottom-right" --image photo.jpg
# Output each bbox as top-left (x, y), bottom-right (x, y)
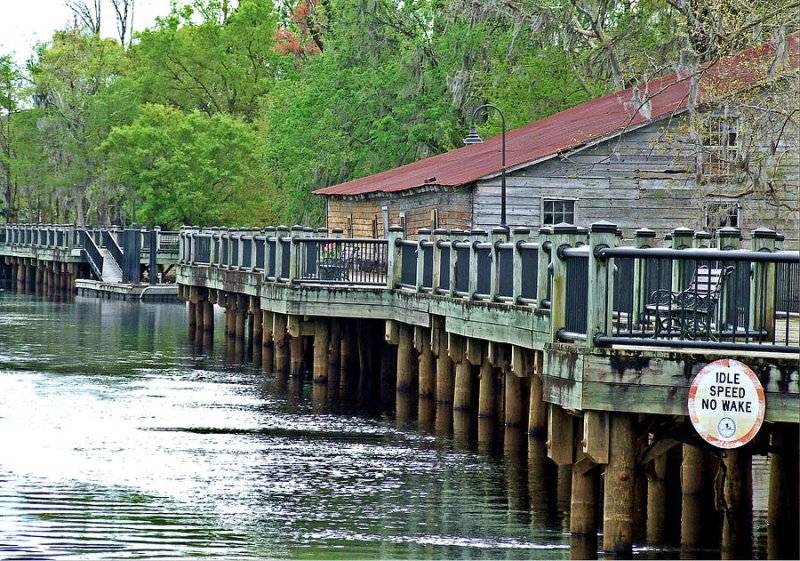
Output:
top-left (0, 293), bottom-right (770, 559)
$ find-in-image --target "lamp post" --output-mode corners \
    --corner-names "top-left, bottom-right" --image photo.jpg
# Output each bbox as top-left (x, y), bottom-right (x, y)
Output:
top-left (464, 103), bottom-right (507, 229)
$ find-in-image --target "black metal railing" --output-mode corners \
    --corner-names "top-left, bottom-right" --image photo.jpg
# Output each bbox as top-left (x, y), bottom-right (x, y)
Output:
top-left (101, 230), bottom-right (125, 269)
top-left (399, 240), bottom-right (418, 287)
top-left (596, 246), bottom-right (800, 352)
top-left (296, 238), bottom-right (388, 285)
top-left (80, 230), bottom-right (104, 279)
top-left (519, 242), bottom-right (538, 301)
top-left (563, 247), bottom-right (589, 334)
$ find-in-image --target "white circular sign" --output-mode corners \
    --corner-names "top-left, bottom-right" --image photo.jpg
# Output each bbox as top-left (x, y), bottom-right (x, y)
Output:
top-left (688, 359), bottom-right (765, 449)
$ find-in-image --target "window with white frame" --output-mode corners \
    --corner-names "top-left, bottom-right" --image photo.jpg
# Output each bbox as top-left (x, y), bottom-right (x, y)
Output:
top-left (542, 199), bottom-right (576, 226)
top-left (704, 201), bottom-right (740, 230)
top-left (700, 114), bottom-right (739, 181)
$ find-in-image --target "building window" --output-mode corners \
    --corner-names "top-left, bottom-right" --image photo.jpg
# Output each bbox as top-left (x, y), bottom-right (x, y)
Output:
top-left (542, 199), bottom-right (576, 226)
top-left (700, 115), bottom-right (739, 182)
top-left (704, 201), bottom-right (740, 230)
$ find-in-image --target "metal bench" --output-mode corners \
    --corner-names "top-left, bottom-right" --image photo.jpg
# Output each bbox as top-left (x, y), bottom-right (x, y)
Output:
top-left (643, 265), bottom-right (734, 339)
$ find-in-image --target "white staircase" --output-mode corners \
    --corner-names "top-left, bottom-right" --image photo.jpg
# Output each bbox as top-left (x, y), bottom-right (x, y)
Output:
top-left (99, 248), bottom-right (123, 282)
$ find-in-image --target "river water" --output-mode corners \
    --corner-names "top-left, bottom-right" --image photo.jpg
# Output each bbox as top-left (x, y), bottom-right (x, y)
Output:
top-left (0, 293), bottom-right (770, 559)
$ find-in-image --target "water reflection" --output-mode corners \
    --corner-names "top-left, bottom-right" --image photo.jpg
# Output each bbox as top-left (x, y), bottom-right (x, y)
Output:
top-left (0, 293), bottom-right (570, 559)
top-left (0, 293), bottom-right (772, 559)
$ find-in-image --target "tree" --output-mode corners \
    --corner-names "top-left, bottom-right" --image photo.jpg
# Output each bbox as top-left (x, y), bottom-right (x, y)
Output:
top-left (132, 0), bottom-right (286, 120)
top-left (100, 104), bottom-right (273, 227)
top-left (28, 29), bottom-right (130, 224)
top-left (0, 55), bottom-right (24, 221)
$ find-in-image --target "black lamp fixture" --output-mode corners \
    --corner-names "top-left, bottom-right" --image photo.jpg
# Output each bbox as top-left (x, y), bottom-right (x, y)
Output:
top-left (464, 104), bottom-right (507, 228)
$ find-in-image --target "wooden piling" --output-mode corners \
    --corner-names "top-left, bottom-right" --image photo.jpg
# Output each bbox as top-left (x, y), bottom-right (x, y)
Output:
top-left (504, 371), bottom-right (524, 428)
top-left (289, 334), bottom-right (304, 378)
top-left (603, 413), bottom-right (635, 555)
top-left (417, 332), bottom-right (435, 400)
top-left (435, 349), bottom-right (454, 405)
top-left (646, 451), bottom-right (667, 544)
top-left (261, 310), bottom-right (274, 373)
top-left (202, 300), bottom-right (214, 333)
top-left (396, 324), bottom-right (415, 395)
top-left (680, 444), bottom-right (705, 550)
top-left (528, 353), bottom-right (547, 440)
top-left (478, 358), bottom-right (495, 419)
top-left (721, 449), bottom-right (752, 560)
top-left (188, 301), bottom-right (197, 337)
top-left (453, 361), bottom-right (472, 411)
top-left (313, 318), bottom-right (330, 385)
top-left (327, 318), bottom-right (340, 389)
top-left (570, 455), bottom-right (599, 536)
top-left (273, 313), bottom-right (289, 376)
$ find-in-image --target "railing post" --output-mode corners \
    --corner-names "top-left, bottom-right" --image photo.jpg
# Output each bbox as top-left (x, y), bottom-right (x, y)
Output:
top-left (416, 228), bottom-right (430, 292)
top-left (449, 230), bottom-right (462, 297)
top-left (693, 230), bottom-right (712, 249)
top-left (550, 223), bottom-right (578, 341)
top-left (536, 227), bottom-right (553, 306)
top-left (469, 229), bottom-right (487, 299)
top-left (189, 229), bottom-right (198, 266)
top-left (751, 228), bottom-right (777, 342)
top-left (718, 227), bottom-right (742, 251)
top-left (670, 227), bottom-right (694, 292)
top-left (179, 227), bottom-right (187, 265)
top-left (431, 228), bottom-right (446, 291)
top-left (717, 227), bottom-right (741, 329)
top-left (511, 228), bottom-right (529, 304)
top-left (489, 227), bottom-right (508, 301)
top-left (287, 225), bottom-right (303, 283)
top-left (387, 225), bottom-right (404, 289)
top-left (586, 221), bottom-right (618, 348)
top-left (274, 225), bottom-right (288, 280)
top-left (632, 228), bottom-right (656, 330)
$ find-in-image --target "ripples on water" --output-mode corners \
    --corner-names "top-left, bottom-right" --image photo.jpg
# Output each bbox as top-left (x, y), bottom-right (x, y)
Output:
top-left (0, 293), bottom-right (770, 559)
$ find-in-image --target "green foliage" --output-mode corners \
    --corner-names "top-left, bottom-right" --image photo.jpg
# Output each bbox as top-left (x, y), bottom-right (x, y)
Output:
top-left (0, 0), bottom-right (795, 227)
top-left (100, 104), bottom-right (271, 227)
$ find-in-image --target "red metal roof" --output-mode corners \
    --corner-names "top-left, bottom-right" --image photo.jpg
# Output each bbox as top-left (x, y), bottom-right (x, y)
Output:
top-left (316, 34), bottom-right (799, 197)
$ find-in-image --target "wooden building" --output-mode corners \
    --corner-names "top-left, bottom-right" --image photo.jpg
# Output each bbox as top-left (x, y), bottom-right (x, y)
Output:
top-left (316, 35), bottom-right (799, 244)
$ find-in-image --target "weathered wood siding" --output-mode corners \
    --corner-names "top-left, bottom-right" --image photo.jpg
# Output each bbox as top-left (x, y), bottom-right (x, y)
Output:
top-left (473, 116), bottom-right (800, 244)
top-left (326, 189), bottom-right (473, 237)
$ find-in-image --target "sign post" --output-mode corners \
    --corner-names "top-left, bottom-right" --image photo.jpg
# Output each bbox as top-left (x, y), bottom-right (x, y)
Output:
top-left (688, 358), bottom-right (765, 449)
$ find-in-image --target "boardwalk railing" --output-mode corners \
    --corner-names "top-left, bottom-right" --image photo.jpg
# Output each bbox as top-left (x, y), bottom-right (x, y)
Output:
top-left (178, 223), bottom-right (799, 353)
top-left (1, 224), bottom-right (180, 284)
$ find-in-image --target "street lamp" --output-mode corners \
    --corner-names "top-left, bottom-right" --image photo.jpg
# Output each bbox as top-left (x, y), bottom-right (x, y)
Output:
top-left (464, 103), bottom-right (507, 229)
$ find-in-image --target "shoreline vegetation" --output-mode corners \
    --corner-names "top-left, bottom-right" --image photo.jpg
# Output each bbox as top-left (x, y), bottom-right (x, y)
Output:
top-left (1, 0), bottom-right (797, 229)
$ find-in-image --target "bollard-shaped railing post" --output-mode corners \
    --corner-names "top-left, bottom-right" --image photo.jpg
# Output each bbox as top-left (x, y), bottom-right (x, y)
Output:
top-left (631, 228), bottom-right (656, 329)
top-left (449, 230), bottom-right (463, 297)
top-left (586, 222), bottom-right (618, 348)
top-left (178, 227), bottom-right (186, 263)
top-left (431, 228), bottom-right (446, 292)
top-left (287, 225), bottom-right (303, 282)
top-left (751, 228), bottom-right (777, 342)
top-left (670, 227), bottom-right (694, 293)
top-left (262, 227), bottom-right (275, 277)
top-left (489, 227), bottom-right (508, 301)
top-left (549, 223), bottom-right (578, 341)
top-left (693, 230), bottom-right (712, 249)
top-left (469, 229), bottom-right (487, 299)
top-left (387, 225), bottom-right (404, 289)
top-left (416, 228), bottom-right (431, 292)
top-left (189, 229), bottom-right (198, 266)
top-left (273, 226), bottom-right (288, 279)
top-left (511, 228), bottom-right (529, 304)
top-left (536, 227), bottom-right (553, 307)
top-left (717, 227), bottom-right (741, 330)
